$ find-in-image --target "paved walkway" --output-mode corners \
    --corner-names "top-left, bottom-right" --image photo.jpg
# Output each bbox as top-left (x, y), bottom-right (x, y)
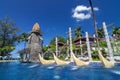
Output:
top-left (0, 60), bottom-right (18, 62)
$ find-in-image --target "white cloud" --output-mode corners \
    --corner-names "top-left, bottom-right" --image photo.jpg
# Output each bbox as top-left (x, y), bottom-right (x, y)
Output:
top-left (72, 5), bottom-right (99, 21)
top-left (93, 7), bottom-right (99, 11)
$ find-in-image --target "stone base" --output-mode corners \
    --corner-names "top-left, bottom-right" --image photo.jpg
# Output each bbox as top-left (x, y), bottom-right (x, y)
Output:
top-left (29, 53), bottom-right (39, 61)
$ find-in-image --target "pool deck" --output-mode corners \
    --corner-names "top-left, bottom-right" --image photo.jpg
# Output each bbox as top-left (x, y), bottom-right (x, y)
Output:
top-left (0, 60), bottom-right (120, 64)
top-left (0, 60), bottom-right (18, 62)
top-left (91, 61), bottom-right (120, 63)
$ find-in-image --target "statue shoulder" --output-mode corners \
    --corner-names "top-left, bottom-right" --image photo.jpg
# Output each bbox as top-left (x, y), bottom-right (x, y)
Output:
top-left (38, 36), bottom-right (43, 40)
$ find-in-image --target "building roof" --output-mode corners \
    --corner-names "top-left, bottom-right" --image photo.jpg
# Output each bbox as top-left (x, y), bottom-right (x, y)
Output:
top-left (73, 37), bottom-right (95, 43)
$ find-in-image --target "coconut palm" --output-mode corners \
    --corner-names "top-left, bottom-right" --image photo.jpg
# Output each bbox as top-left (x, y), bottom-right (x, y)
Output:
top-left (97, 28), bottom-right (104, 38)
top-left (20, 32), bottom-right (29, 50)
top-left (88, 0), bottom-right (99, 47)
top-left (89, 0), bottom-right (115, 68)
top-left (74, 26), bottom-right (83, 38)
top-left (20, 32), bottom-right (29, 61)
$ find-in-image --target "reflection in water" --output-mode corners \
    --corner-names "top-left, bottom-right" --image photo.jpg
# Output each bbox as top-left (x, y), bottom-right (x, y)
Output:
top-left (54, 75), bottom-right (60, 79)
top-left (28, 64), bottom-right (39, 68)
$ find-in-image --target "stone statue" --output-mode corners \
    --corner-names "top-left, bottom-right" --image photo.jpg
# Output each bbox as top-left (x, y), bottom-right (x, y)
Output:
top-left (27, 23), bottom-right (43, 61)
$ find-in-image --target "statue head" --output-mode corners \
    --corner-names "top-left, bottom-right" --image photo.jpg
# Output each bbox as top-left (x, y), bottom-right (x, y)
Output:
top-left (31, 23), bottom-right (42, 36)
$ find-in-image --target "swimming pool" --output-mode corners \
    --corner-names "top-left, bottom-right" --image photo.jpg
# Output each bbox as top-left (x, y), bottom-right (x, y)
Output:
top-left (0, 62), bottom-right (120, 80)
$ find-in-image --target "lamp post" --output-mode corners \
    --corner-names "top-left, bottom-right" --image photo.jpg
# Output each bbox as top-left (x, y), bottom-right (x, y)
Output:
top-left (69, 27), bottom-right (73, 62)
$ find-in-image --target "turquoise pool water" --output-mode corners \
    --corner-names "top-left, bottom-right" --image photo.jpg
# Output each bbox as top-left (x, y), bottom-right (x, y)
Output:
top-left (0, 62), bottom-right (120, 80)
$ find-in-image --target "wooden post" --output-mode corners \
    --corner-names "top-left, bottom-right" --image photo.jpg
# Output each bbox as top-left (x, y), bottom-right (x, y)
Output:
top-left (69, 27), bottom-right (73, 62)
top-left (56, 37), bottom-right (58, 56)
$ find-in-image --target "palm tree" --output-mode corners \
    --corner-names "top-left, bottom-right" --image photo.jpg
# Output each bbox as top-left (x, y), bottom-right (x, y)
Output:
top-left (20, 32), bottom-right (29, 49)
top-left (20, 32), bottom-right (29, 61)
top-left (89, 0), bottom-right (115, 67)
top-left (74, 27), bottom-right (83, 38)
top-left (74, 27), bottom-right (84, 56)
top-left (88, 0), bottom-right (99, 48)
top-left (97, 28), bottom-right (104, 38)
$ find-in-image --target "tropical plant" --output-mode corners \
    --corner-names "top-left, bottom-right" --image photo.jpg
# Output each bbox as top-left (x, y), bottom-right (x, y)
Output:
top-left (92, 50), bottom-right (99, 60)
top-left (20, 32), bottom-right (29, 50)
top-left (0, 46), bottom-right (15, 56)
top-left (42, 45), bottom-right (49, 53)
top-left (111, 26), bottom-right (120, 36)
top-left (0, 17), bottom-right (20, 57)
top-left (98, 41), bottom-right (107, 47)
top-left (17, 32), bottom-right (29, 61)
top-left (43, 45), bottom-right (55, 59)
top-left (74, 26), bottom-right (83, 38)
top-left (97, 28), bottom-right (104, 38)
top-left (88, 0), bottom-right (100, 48)
top-left (50, 36), bottom-right (66, 45)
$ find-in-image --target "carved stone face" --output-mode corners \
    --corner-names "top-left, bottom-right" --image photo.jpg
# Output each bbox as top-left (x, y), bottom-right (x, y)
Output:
top-left (32, 23), bottom-right (42, 36)
top-left (27, 23), bottom-right (43, 61)
top-left (32, 23), bottom-right (40, 32)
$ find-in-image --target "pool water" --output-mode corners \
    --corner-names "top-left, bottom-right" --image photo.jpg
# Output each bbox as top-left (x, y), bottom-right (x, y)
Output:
top-left (0, 62), bottom-right (120, 80)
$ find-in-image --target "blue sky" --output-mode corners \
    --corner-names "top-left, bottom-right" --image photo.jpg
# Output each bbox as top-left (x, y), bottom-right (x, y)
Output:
top-left (0, 0), bottom-right (120, 57)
